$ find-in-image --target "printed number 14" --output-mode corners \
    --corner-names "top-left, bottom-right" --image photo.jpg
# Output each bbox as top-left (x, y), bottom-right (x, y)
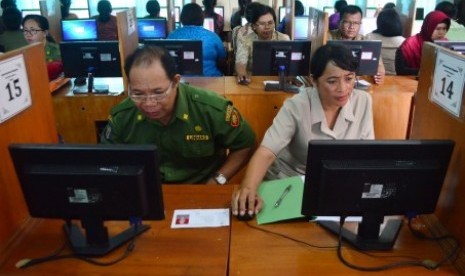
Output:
top-left (440, 77), bottom-right (454, 99)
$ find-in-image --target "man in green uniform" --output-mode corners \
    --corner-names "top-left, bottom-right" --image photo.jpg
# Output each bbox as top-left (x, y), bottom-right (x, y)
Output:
top-left (101, 46), bottom-right (256, 184)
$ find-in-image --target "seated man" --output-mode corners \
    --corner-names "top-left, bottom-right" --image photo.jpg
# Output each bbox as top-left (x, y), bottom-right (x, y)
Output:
top-left (327, 5), bottom-right (385, 84)
top-left (101, 45), bottom-right (256, 184)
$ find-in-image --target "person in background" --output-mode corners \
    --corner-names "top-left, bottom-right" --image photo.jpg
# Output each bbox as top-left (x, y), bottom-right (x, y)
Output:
top-left (435, 1), bottom-right (465, 41)
top-left (396, 11), bottom-right (450, 76)
top-left (0, 0), bottom-right (16, 34)
top-left (231, 1), bottom-right (260, 54)
top-left (92, 0), bottom-right (118, 40)
top-left (168, 3), bottom-right (226, 77)
top-left (0, 7), bottom-right (27, 52)
top-left (60, 0), bottom-right (78, 20)
top-left (22, 14), bottom-right (62, 80)
top-left (231, 43), bottom-right (374, 217)
top-left (328, 5), bottom-right (385, 84)
top-left (202, 0), bottom-right (224, 37)
top-left (235, 3), bottom-right (289, 83)
top-left (101, 45), bottom-right (256, 184)
top-left (230, 0), bottom-right (251, 30)
top-left (145, 0), bottom-right (162, 18)
top-left (457, 0), bottom-right (465, 26)
top-left (277, 0), bottom-right (304, 33)
top-left (366, 8), bottom-right (405, 75)
top-left (328, 0), bottom-right (347, 31)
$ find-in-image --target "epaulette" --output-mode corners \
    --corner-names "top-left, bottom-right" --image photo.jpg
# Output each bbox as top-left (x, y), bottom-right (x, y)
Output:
top-left (182, 84), bottom-right (230, 110)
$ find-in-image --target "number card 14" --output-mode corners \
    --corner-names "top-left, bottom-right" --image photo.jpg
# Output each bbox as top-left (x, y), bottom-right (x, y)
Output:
top-left (431, 50), bottom-right (465, 118)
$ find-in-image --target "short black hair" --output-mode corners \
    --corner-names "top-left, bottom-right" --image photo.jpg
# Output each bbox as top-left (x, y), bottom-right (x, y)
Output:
top-left (295, 1), bottom-right (304, 16)
top-left (310, 44), bottom-right (358, 80)
top-left (244, 2), bottom-right (262, 23)
top-left (1, 0), bottom-right (16, 10)
top-left (180, 3), bottom-right (204, 26)
top-left (22, 14), bottom-right (50, 31)
top-left (340, 5), bottom-right (363, 18)
top-left (125, 45), bottom-right (177, 81)
top-left (435, 1), bottom-right (457, 19)
top-left (334, 0), bottom-right (348, 13)
top-left (146, 0), bottom-right (160, 17)
top-left (375, 8), bottom-right (403, 37)
top-left (383, 2), bottom-right (396, 10)
top-left (3, 7), bottom-right (21, 30)
top-left (97, 0), bottom-right (112, 15)
top-left (250, 3), bottom-right (276, 26)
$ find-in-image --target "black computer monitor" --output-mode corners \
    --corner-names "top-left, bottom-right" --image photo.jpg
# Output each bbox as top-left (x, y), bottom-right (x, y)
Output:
top-left (8, 143), bottom-right (165, 256)
top-left (137, 18), bottom-right (167, 41)
top-left (61, 19), bottom-right (98, 41)
top-left (294, 16), bottom-right (309, 40)
top-left (326, 40), bottom-right (382, 76)
top-left (434, 40), bottom-right (465, 55)
top-left (143, 39), bottom-right (203, 75)
top-left (252, 40), bottom-right (311, 76)
top-left (301, 139), bottom-right (454, 251)
top-left (60, 41), bottom-right (122, 78)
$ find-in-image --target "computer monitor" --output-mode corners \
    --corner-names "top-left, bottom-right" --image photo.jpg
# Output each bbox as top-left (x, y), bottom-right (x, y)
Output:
top-left (137, 18), bottom-right (167, 41)
top-left (279, 6), bottom-right (286, 22)
top-left (60, 41), bottom-right (122, 78)
top-left (203, 17), bottom-right (215, 32)
top-left (434, 40), bottom-right (465, 55)
top-left (160, 6), bottom-right (180, 22)
top-left (143, 39), bottom-right (203, 75)
top-left (252, 40), bottom-right (311, 76)
top-left (214, 6), bottom-right (224, 18)
top-left (301, 139), bottom-right (454, 251)
top-left (326, 40), bottom-right (382, 76)
top-left (8, 143), bottom-right (165, 256)
top-left (294, 16), bottom-right (309, 40)
top-left (61, 19), bottom-right (98, 41)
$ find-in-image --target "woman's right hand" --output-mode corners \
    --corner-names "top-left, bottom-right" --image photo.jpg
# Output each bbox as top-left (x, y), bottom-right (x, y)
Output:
top-left (231, 186), bottom-right (263, 217)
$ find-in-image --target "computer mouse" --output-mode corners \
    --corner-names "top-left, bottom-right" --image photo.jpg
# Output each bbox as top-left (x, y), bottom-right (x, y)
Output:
top-left (74, 77), bottom-right (87, 86)
top-left (238, 77), bottom-right (250, 85)
top-left (236, 200), bottom-right (255, 221)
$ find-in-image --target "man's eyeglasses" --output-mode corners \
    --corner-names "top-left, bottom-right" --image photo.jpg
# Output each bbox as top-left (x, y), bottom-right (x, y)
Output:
top-left (255, 21), bottom-right (275, 28)
top-left (22, 29), bottom-right (44, 36)
top-left (128, 82), bottom-right (173, 103)
top-left (342, 20), bottom-right (361, 27)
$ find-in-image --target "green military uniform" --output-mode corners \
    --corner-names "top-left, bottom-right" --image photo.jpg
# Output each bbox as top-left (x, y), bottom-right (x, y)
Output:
top-left (45, 41), bottom-right (61, 62)
top-left (101, 83), bottom-right (256, 184)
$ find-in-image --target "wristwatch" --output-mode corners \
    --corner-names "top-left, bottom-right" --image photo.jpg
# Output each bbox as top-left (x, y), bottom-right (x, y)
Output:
top-left (213, 173), bottom-right (228, 185)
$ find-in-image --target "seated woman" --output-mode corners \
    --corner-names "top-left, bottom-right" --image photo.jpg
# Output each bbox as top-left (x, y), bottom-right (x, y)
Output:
top-left (231, 43), bottom-right (374, 217)
top-left (235, 3), bottom-right (289, 83)
top-left (396, 11), bottom-right (450, 76)
top-left (366, 8), bottom-right (405, 75)
top-left (92, 0), bottom-right (118, 40)
top-left (22, 14), bottom-right (63, 80)
top-left (230, 0), bottom-right (251, 30)
top-left (167, 3), bottom-right (226, 77)
top-left (202, 0), bottom-right (224, 37)
top-left (0, 7), bottom-right (27, 52)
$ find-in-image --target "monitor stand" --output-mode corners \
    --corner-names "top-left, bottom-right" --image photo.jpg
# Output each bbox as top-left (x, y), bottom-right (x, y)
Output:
top-left (264, 77), bottom-right (300, 93)
top-left (72, 73), bottom-right (109, 94)
top-left (63, 217), bottom-right (150, 256)
top-left (318, 216), bottom-right (403, 251)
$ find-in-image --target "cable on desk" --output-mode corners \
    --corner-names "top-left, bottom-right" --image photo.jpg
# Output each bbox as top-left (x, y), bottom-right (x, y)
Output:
top-left (16, 219), bottom-right (141, 269)
top-left (335, 216), bottom-right (460, 272)
top-left (244, 221), bottom-right (337, 249)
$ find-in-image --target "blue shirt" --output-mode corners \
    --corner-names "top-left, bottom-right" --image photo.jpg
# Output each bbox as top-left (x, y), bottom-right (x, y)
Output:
top-left (168, 26), bottom-right (226, 77)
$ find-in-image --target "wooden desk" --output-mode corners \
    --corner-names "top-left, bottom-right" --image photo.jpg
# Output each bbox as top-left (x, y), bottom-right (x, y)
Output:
top-left (230, 217), bottom-right (459, 275)
top-left (0, 185), bottom-right (233, 275)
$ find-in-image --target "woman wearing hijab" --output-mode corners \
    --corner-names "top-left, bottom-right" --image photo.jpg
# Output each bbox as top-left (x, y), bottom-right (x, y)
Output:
top-left (395, 11), bottom-right (450, 76)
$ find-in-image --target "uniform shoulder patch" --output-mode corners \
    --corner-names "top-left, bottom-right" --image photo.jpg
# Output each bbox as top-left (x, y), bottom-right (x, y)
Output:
top-left (225, 105), bottom-right (241, 127)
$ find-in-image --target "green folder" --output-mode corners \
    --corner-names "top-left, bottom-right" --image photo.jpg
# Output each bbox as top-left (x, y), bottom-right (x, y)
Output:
top-left (256, 175), bottom-right (305, 225)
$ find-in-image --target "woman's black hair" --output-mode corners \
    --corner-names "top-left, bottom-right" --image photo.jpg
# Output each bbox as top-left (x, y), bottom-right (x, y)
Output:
top-left (334, 0), bottom-right (348, 13)
top-left (310, 44), bottom-right (359, 80)
top-left (97, 0), bottom-right (112, 23)
top-left (146, 0), bottom-right (161, 17)
top-left (295, 1), bottom-right (304, 16)
top-left (22, 14), bottom-right (57, 43)
top-left (374, 8), bottom-right (403, 37)
top-left (202, 0), bottom-right (216, 14)
top-left (250, 3), bottom-right (276, 26)
top-left (125, 45), bottom-right (177, 81)
top-left (180, 3), bottom-right (204, 26)
top-left (60, 0), bottom-right (72, 18)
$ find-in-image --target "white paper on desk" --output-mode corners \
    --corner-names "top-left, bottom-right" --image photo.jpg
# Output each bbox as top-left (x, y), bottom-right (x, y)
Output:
top-left (171, 208), bottom-right (230, 228)
top-left (313, 216), bottom-right (362, 222)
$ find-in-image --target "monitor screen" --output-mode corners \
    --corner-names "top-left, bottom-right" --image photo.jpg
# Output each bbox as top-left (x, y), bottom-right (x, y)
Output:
top-left (143, 39), bottom-right (203, 75)
top-left (434, 40), bottom-right (465, 55)
top-left (60, 41), bottom-right (122, 78)
top-left (279, 6), bottom-right (286, 22)
top-left (326, 40), bottom-right (382, 76)
top-left (301, 139), bottom-right (454, 250)
top-left (294, 16), bottom-right (309, 40)
top-left (160, 6), bottom-right (180, 22)
top-left (137, 18), bottom-right (167, 40)
top-left (61, 19), bottom-right (98, 41)
top-left (214, 6), bottom-right (224, 18)
top-left (252, 40), bottom-right (311, 76)
top-left (203, 17), bottom-right (215, 32)
top-left (8, 143), bottom-right (165, 256)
